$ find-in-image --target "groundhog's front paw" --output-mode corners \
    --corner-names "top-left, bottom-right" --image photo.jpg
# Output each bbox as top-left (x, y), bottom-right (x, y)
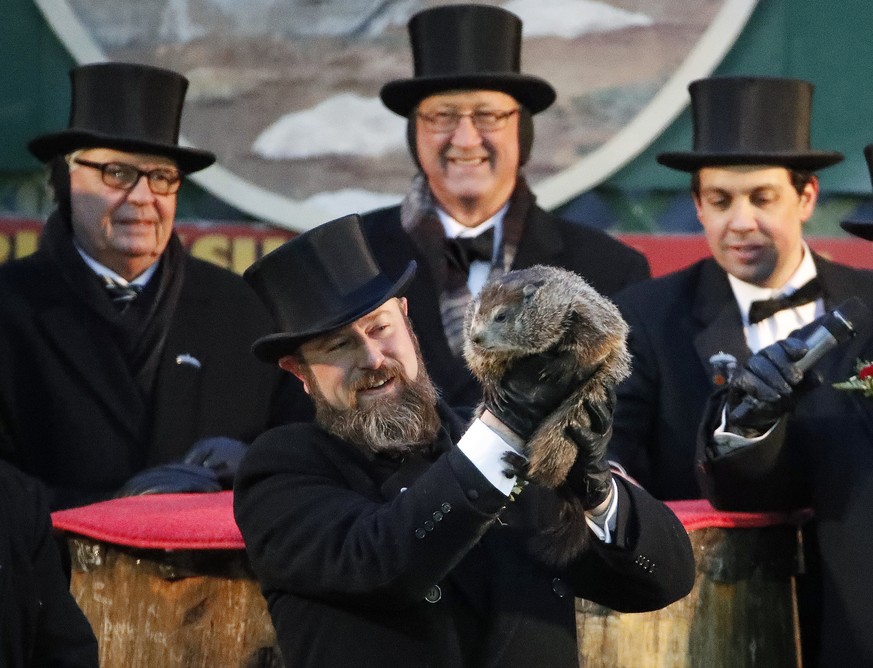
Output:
top-left (501, 450), bottom-right (528, 479)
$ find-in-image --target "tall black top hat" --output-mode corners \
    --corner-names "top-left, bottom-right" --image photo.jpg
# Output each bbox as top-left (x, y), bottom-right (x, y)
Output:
top-left (840, 144), bottom-right (873, 241)
top-left (28, 62), bottom-right (215, 174)
top-left (245, 214), bottom-right (417, 363)
top-left (657, 76), bottom-right (843, 172)
top-left (380, 4), bottom-right (556, 117)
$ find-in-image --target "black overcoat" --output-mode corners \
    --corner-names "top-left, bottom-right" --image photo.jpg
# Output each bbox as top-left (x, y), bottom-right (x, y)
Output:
top-left (607, 254), bottom-right (873, 500)
top-left (0, 212), bottom-right (292, 509)
top-left (0, 460), bottom-right (98, 667)
top-left (360, 204), bottom-right (650, 412)
top-left (235, 404), bottom-right (695, 668)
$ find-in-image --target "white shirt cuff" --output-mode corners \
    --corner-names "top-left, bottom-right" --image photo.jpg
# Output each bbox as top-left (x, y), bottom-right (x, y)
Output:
top-left (457, 418), bottom-right (526, 496)
top-left (585, 477), bottom-right (619, 544)
top-left (712, 406), bottom-right (779, 455)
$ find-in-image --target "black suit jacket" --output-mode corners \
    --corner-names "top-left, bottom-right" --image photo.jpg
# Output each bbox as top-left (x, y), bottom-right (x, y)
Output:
top-left (0, 461), bottom-right (97, 667)
top-left (697, 293), bottom-right (873, 665)
top-left (235, 403), bottom-right (695, 668)
top-left (608, 255), bottom-right (873, 500)
top-left (0, 215), bottom-right (294, 509)
top-left (360, 204), bottom-right (650, 412)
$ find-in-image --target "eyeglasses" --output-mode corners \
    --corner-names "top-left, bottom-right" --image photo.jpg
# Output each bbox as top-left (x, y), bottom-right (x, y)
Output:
top-left (416, 108), bottom-right (520, 133)
top-left (73, 158), bottom-right (183, 195)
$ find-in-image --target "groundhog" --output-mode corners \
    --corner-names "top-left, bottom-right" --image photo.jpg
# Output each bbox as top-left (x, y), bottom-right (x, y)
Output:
top-left (463, 264), bottom-right (631, 564)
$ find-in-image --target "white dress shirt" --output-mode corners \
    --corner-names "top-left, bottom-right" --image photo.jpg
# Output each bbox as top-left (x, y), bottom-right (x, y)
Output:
top-left (728, 243), bottom-right (823, 353)
top-left (75, 244), bottom-right (158, 289)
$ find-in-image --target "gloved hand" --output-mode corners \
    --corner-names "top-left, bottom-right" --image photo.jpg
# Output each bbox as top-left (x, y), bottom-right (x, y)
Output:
top-left (726, 337), bottom-right (816, 436)
top-left (182, 437), bottom-right (248, 488)
top-left (114, 463), bottom-right (222, 497)
top-left (484, 348), bottom-right (594, 442)
top-left (114, 437), bottom-right (249, 497)
top-left (565, 387), bottom-right (615, 510)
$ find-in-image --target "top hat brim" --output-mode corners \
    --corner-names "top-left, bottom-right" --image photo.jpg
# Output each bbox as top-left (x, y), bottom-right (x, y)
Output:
top-left (656, 150), bottom-right (844, 173)
top-left (251, 260), bottom-right (417, 363)
top-left (380, 73), bottom-right (556, 116)
top-left (840, 220), bottom-right (873, 241)
top-left (28, 129), bottom-right (216, 174)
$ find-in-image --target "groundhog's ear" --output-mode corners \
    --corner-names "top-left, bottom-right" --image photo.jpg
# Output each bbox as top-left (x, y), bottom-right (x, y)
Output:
top-left (522, 280), bottom-right (545, 302)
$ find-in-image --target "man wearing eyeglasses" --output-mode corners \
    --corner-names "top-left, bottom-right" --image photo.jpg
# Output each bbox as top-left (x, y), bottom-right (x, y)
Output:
top-left (0, 62), bottom-right (293, 510)
top-left (360, 4), bottom-right (650, 415)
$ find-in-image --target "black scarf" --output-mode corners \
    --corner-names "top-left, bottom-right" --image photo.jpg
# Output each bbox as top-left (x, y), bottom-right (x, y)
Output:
top-left (41, 210), bottom-right (187, 401)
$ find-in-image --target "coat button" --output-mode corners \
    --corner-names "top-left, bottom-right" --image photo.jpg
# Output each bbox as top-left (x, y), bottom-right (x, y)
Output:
top-left (467, 489), bottom-right (479, 501)
top-left (432, 511), bottom-right (444, 522)
top-left (424, 520), bottom-right (435, 532)
top-left (441, 503), bottom-right (452, 513)
top-left (552, 577), bottom-right (571, 599)
top-left (415, 528), bottom-right (426, 540)
top-left (424, 585), bottom-right (442, 603)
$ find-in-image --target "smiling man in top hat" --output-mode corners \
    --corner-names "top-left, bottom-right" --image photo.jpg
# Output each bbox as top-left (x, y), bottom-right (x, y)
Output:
top-left (358, 3), bottom-right (650, 414)
top-left (0, 62), bottom-right (294, 509)
top-left (234, 212), bottom-right (694, 667)
top-left (603, 75), bottom-right (873, 501)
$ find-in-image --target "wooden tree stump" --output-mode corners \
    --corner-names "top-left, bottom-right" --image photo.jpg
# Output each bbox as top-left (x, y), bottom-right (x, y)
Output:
top-left (63, 523), bottom-right (802, 667)
top-left (67, 536), bottom-right (284, 668)
top-left (576, 525), bottom-right (801, 667)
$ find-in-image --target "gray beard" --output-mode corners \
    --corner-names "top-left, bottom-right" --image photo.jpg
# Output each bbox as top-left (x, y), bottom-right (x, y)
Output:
top-left (307, 358), bottom-right (442, 458)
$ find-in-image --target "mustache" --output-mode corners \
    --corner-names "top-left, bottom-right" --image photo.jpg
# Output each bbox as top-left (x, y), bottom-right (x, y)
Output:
top-left (350, 365), bottom-right (399, 393)
top-left (351, 367), bottom-right (403, 392)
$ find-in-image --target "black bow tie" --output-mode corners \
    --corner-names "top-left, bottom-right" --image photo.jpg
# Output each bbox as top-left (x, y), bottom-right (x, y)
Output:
top-left (747, 278), bottom-right (823, 324)
top-left (101, 275), bottom-right (144, 311)
top-left (445, 229), bottom-right (495, 274)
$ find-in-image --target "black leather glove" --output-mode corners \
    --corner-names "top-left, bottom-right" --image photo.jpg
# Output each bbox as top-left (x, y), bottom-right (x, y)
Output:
top-left (114, 463), bottom-right (222, 497)
top-left (485, 348), bottom-right (594, 442)
top-left (114, 437), bottom-right (248, 497)
top-left (182, 437), bottom-right (248, 488)
top-left (565, 387), bottom-right (615, 510)
top-left (726, 337), bottom-right (815, 435)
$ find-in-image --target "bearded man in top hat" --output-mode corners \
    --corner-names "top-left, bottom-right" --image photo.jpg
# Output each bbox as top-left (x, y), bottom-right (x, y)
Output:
top-left (0, 62), bottom-right (294, 510)
top-left (357, 3), bottom-right (650, 415)
top-left (233, 212), bottom-right (694, 667)
top-left (691, 143), bottom-right (873, 666)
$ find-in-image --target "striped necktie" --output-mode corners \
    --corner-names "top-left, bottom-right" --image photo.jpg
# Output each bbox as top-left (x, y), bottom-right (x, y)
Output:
top-left (101, 275), bottom-right (143, 311)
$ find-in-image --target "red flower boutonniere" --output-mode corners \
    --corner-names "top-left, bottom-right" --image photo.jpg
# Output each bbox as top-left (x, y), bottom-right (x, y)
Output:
top-left (833, 360), bottom-right (873, 398)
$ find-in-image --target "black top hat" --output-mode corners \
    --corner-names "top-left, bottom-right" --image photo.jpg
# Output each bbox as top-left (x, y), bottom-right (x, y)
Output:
top-left (380, 4), bottom-right (556, 117)
top-left (245, 214), bottom-right (417, 363)
top-left (657, 76), bottom-right (843, 172)
top-left (28, 62), bottom-right (215, 174)
top-left (840, 144), bottom-right (873, 241)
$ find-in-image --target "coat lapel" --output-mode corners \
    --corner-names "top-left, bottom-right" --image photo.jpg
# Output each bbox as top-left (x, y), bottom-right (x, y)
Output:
top-left (691, 260), bottom-right (750, 385)
top-left (812, 257), bottom-right (873, 440)
top-left (147, 279), bottom-right (203, 465)
top-left (510, 206), bottom-right (562, 270)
